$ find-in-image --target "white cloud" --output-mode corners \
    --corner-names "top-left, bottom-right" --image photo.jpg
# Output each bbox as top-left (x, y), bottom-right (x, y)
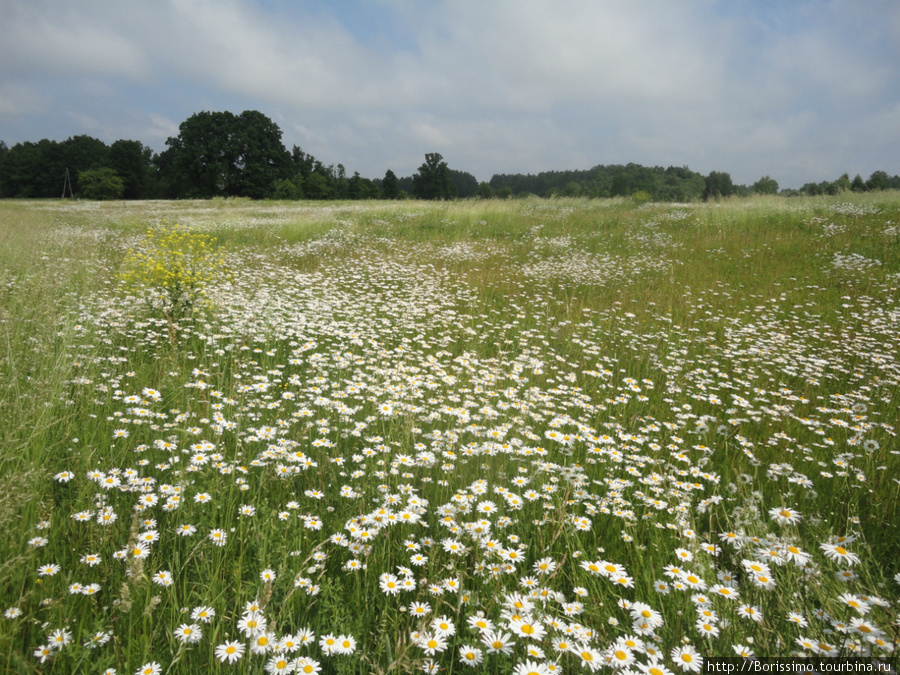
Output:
top-left (1, 0), bottom-right (898, 187)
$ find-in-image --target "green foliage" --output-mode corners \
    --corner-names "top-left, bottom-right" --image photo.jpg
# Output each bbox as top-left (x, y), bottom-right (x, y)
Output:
top-left (273, 174), bottom-right (305, 200)
top-left (751, 175), bottom-right (779, 195)
top-left (77, 167), bottom-right (125, 200)
top-left (381, 169), bottom-right (400, 199)
top-left (475, 181), bottom-right (494, 199)
top-left (630, 189), bottom-right (652, 204)
top-left (160, 110), bottom-right (290, 198)
top-left (450, 169), bottom-right (478, 198)
top-left (703, 170), bottom-right (733, 200)
top-left (412, 152), bottom-right (457, 200)
top-left (490, 163), bottom-right (708, 201)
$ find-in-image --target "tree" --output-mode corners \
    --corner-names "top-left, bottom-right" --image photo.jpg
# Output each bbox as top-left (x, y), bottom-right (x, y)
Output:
top-left (0, 141), bottom-right (8, 197)
top-left (703, 171), bottom-right (733, 200)
top-left (304, 172), bottom-right (332, 199)
top-left (412, 153), bottom-right (456, 200)
top-left (450, 170), bottom-right (478, 198)
top-left (109, 140), bottom-right (154, 199)
top-left (751, 175), bottom-right (778, 195)
top-left (851, 174), bottom-right (867, 192)
top-left (828, 173), bottom-right (851, 195)
top-left (382, 169), bottom-right (400, 199)
top-left (78, 168), bottom-right (125, 200)
top-left (161, 110), bottom-right (290, 198)
top-left (475, 182), bottom-right (494, 199)
top-left (867, 170), bottom-right (889, 191)
top-left (229, 110), bottom-right (291, 198)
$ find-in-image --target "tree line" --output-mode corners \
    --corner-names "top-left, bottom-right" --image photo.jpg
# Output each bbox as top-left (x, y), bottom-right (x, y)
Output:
top-left (1, 109), bottom-right (898, 200)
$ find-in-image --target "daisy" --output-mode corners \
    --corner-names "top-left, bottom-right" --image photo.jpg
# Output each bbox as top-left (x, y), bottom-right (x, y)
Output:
top-left (151, 570), bottom-right (173, 586)
top-left (466, 614), bottom-right (493, 632)
top-left (768, 506), bottom-right (802, 525)
top-left (509, 617), bottom-right (546, 641)
top-left (174, 623), bottom-right (202, 644)
top-left (695, 620), bottom-right (719, 638)
top-left (838, 593), bottom-right (870, 614)
top-left (734, 603), bottom-right (761, 623)
top-left (175, 525), bottom-right (197, 537)
top-left (481, 629), bottom-right (515, 655)
top-left (417, 632), bottom-right (448, 656)
top-left (135, 663), bottom-right (161, 675)
top-left (294, 657), bottom-right (321, 674)
top-left (215, 641), bottom-right (245, 664)
top-left (458, 644), bottom-right (483, 667)
top-left (534, 557), bottom-right (557, 575)
top-left (513, 660), bottom-right (553, 675)
top-left (265, 656), bottom-right (294, 674)
top-left (335, 634), bottom-right (356, 654)
top-left (630, 602), bottom-right (664, 629)
top-left (641, 660), bottom-right (675, 675)
top-left (710, 584), bottom-right (739, 600)
top-left (820, 543), bottom-right (860, 565)
top-left (574, 646), bottom-right (604, 673)
top-left (208, 529), bottom-right (227, 546)
top-left (603, 646), bottom-right (634, 670)
top-left (191, 606), bottom-right (215, 623)
top-left (319, 634), bottom-right (338, 655)
top-left (671, 644), bottom-right (703, 672)
top-left (251, 632), bottom-right (275, 654)
top-left (432, 616), bottom-right (455, 637)
top-left (38, 564), bottom-right (61, 577)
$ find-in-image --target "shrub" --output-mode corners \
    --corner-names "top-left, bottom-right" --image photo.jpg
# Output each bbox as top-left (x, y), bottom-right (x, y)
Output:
top-left (119, 221), bottom-right (228, 327)
top-left (78, 167), bottom-right (125, 200)
top-left (631, 190), bottom-right (652, 205)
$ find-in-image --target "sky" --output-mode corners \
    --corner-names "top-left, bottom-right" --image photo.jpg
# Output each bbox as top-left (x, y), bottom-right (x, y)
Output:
top-left (2, 0), bottom-right (899, 189)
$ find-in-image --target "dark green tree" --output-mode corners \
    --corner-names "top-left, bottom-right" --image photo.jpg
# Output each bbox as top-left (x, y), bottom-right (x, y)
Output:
top-left (703, 171), bottom-right (733, 200)
top-left (162, 110), bottom-right (290, 198)
top-left (828, 173), bottom-right (851, 195)
top-left (382, 169), bottom-right (400, 199)
top-left (867, 170), bottom-right (889, 191)
top-left (475, 181), bottom-right (494, 199)
top-left (851, 174), bottom-right (867, 192)
top-left (412, 153), bottom-right (456, 200)
top-left (60, 135), bottom-right (109, 194)
top-left (0, 141), bottom-right (7, 197)
top-left (229, 110), bottom-right (291, 198)
top-left (109, 140), bottom-right (154, 199)
top-left (751, 175), bottom-right (779, 195)
top-left (450, 170), bottom-right (478, 198)
top-left (77, 167), bottom-right (124, 200)
top-left (304, 172), bottom-right (333, 199)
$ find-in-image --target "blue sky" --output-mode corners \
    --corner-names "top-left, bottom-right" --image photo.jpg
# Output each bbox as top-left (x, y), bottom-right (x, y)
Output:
top-left (2, 0), bottom-right (899, 188)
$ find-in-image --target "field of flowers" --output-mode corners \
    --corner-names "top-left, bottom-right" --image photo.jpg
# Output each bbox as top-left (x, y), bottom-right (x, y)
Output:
top-left (1, 195), bottom-right (898, 674)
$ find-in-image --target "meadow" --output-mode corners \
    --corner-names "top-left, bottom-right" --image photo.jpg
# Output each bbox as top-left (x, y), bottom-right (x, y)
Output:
top-left (0, 194), bottom-right (898, 674)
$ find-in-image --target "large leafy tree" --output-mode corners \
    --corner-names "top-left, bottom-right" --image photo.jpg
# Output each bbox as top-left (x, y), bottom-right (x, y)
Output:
top-left (412, 153), bottom-right (456, 200)
top-left (78, 167), bottom-right (124, 200)
top-left (381, 169), bottom-right (400, 199)
top-left (450, 170), bottom-right (478, 198)
top-left (109, 140), bottom-right (154, 199)
top-left (751, 175), bottom-right (779, 195)
top-left (161, 110), bottom-right (290, 198)
top-left (703, 171), bottom-right (734, 200)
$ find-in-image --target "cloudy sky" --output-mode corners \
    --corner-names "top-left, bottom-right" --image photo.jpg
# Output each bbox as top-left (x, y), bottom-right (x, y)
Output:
top-left (2, 0), bottom-right (899, 188)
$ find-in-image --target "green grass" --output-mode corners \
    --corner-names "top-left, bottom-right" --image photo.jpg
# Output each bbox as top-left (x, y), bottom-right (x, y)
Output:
top-left (1, 194), bottom-right (899, 673)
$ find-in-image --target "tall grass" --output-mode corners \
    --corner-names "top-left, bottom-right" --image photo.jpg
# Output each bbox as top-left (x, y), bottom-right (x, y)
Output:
top-left (1, 195), bottom-right (898, 673)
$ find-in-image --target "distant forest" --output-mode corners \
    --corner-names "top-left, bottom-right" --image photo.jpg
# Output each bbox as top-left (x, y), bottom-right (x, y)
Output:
top-left (2, 110), bottom-right (898, 201)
